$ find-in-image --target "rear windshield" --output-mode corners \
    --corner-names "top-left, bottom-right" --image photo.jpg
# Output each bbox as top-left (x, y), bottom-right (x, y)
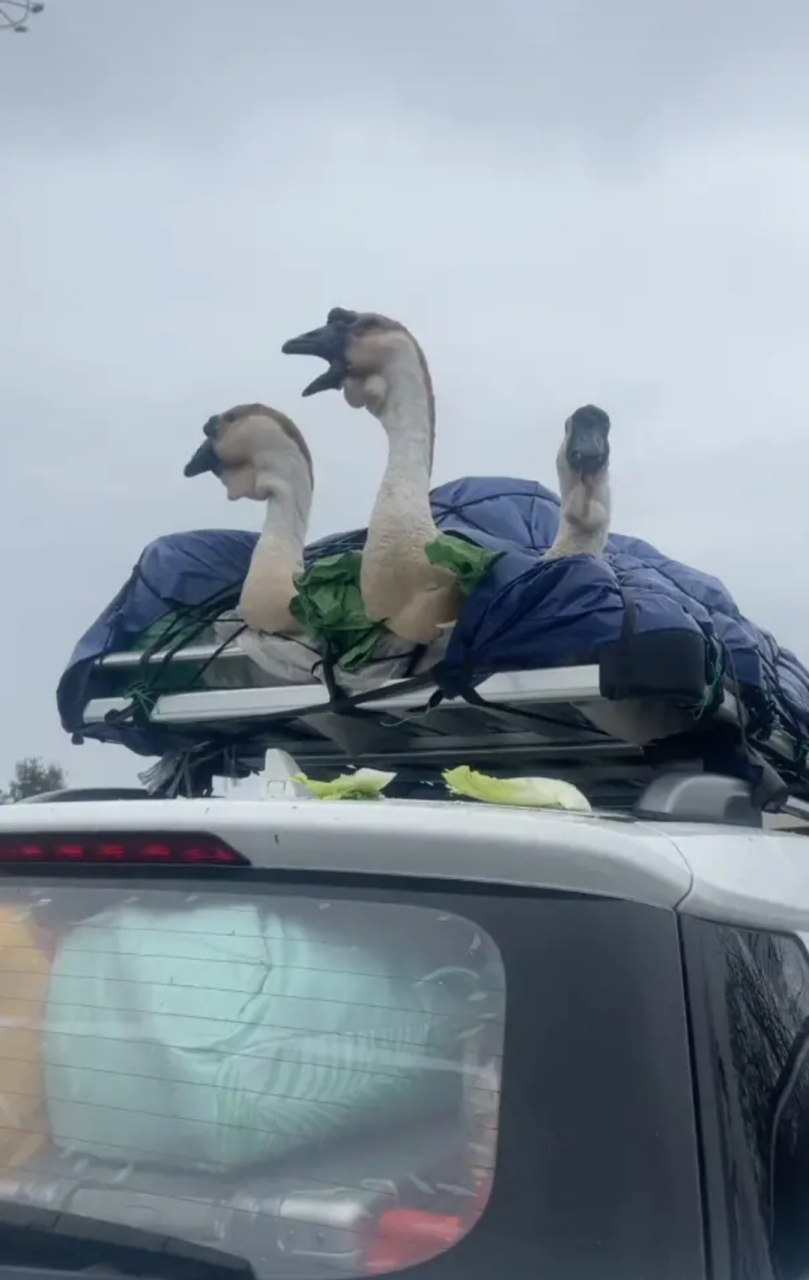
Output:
top-left (0, 880), bottom-right (505, 1278)
top-left (0, 877), bottom-right (705, 1280)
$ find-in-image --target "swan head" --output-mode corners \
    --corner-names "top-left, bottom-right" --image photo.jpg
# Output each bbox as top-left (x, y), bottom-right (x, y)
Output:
top-left (560, 405), bottom-right (610, 481)
top-left (282, 308), bottom-right (432, 421)
top-left (183, 404), bottom-right (314, 503)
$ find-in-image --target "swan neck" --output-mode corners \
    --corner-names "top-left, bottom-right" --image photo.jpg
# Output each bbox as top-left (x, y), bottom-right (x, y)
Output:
top-left (361, 341), bottom-right (453, 636)
top-left (378, 345), bottom-right (435, 479)
top-left (237, 469), bottom-right (311, 634)
top-left (255, 471), bottom-right (310, 558)
top-left (550, 467), bottom-right (611, 557)
top-left (378, 345), bottom-right (440, 509)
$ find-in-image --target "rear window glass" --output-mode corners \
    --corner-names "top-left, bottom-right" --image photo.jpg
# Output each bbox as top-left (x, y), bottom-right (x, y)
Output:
top-left (0, 882), bottom-right (505, 1277)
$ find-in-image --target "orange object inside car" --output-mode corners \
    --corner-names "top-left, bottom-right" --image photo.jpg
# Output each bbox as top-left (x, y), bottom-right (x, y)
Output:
top-left (0, 908), bottom-right (51, 1167)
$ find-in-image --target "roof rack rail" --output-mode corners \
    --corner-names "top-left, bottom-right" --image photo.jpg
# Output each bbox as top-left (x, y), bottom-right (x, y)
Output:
top-left (80, 643), bottom-right (809, 811)
top-left (14, 788), bottom-right (153, 804)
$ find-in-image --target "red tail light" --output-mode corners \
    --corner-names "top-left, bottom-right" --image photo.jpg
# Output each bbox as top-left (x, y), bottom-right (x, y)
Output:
top-left (363, 1210), bottom-right (466, 1275)
top-left (0, 833), bottom-right (249, 866)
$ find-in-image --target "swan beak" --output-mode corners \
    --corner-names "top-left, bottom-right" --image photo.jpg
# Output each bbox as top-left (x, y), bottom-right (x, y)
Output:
top-left (183, 438), bottom-right (222, 478)
top-left (282, 322), bottom-right (348, 397)
top-left (566, 405), bottom-right (611, 475)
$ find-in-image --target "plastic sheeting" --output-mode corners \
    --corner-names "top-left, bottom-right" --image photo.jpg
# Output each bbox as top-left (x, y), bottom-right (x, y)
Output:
top-left (57, 475), bottom-right (809, 759)
top-left (44, 900), bottom-right (469, 1169)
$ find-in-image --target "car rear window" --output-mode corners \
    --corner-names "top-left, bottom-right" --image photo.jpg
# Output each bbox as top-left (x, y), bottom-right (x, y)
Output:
top-left (0, 880), bottom-right (506, 1278)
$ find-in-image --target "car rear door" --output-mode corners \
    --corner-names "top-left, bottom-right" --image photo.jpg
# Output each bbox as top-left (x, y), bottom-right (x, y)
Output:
top-left (0, 825), bottom-right (706, 1280)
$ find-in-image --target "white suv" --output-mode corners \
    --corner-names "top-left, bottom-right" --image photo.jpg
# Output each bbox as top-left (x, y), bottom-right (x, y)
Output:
top-left (0, 785), bottom-right (803, 1280)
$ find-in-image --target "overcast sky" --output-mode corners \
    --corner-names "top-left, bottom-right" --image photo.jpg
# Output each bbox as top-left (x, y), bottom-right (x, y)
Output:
top-left (1, 0), bottom-right (808, 790)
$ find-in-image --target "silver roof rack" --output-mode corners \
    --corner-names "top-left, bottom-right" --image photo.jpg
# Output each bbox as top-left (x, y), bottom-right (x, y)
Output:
top-left (81, 640), bottom-right (806, 814)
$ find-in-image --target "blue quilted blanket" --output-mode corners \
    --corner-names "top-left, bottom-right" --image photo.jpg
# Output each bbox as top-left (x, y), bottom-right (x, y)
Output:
top-left (57, 476), bottom-right (809, 762)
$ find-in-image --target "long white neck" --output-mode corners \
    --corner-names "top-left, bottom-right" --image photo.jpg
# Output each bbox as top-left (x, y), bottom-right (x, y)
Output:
top-left (239, 448), bottom-right (312, 634)
top-left (546, 464), bottom-right (611, 559)
top-left (255, 468), bottom-right (310, 558)
top-left (369, 346), bottom-right (437, 542)
top-left (360, 342), bottom-right (464, 640)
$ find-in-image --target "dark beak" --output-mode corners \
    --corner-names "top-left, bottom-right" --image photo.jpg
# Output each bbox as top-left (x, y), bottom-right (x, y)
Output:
top-left (183, 438), bottom-right (222, 478)
top-left (282, 317), bottom-right (350, 397)
top-left (566, 405), bottom-right (611, 476)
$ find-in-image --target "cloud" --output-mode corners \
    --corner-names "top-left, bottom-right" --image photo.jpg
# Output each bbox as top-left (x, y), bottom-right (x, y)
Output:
top-left (0, 0), bottom-right (807, 788)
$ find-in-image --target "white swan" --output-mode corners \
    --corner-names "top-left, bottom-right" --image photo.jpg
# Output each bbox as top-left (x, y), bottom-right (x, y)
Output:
top-left (183, 401), bottom-right (446, 695)
top-left (183, 403), bottom-right (313, 635)
top-left (279, 329), bottom-right (674, 745)
top-left (544, 405), bottom-right (611, 560)
top-left (536, 405), bottom-right (693, 746)
top-left (283, 309), bottom-right (464, 646)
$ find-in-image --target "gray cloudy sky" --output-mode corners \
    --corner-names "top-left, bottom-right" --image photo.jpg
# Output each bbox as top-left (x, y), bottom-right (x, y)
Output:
top-left (2, 0), bottom-right (808, 789)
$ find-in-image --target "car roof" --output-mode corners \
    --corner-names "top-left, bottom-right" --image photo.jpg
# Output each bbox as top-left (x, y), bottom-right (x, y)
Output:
top-left (1, 797), bottom-right (808, 930)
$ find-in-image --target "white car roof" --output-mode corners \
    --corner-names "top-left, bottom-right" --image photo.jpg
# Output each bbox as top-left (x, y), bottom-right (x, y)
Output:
top-left (1, 797), bottom-right (807, 930)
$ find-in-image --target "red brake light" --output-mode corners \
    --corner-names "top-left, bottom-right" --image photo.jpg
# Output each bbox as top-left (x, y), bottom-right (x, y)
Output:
top-left (363, 1210), bottom-right (466, 1275)
top-left (0, 833), bottom-right (249, 866)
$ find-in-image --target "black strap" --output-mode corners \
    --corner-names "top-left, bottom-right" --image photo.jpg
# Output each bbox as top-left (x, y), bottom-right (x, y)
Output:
top-left (427, 663), bottom-right (612, 737)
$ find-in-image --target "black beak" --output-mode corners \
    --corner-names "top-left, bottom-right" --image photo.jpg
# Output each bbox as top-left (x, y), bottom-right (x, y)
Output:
top-left (282, 309), bottom-right (355, 397)
top-left (566, 404), bottom-right (611, 476)
top-left (183, 438), bottom-right (222, 478)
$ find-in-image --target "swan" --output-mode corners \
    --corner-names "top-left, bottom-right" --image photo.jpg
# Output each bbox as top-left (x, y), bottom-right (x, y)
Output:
top-left (183, 403), bottom-right (313, 635)
top-left (182, 400), bottom-right (446, 695)
top-left (282, 309), bottom-right (466, 646)
top-left (535, 404), bottom-right (692, 746)
top-left (279, 326), bottom-right (668, 746)
top-left (543, 405), bottom-right (611, 560)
